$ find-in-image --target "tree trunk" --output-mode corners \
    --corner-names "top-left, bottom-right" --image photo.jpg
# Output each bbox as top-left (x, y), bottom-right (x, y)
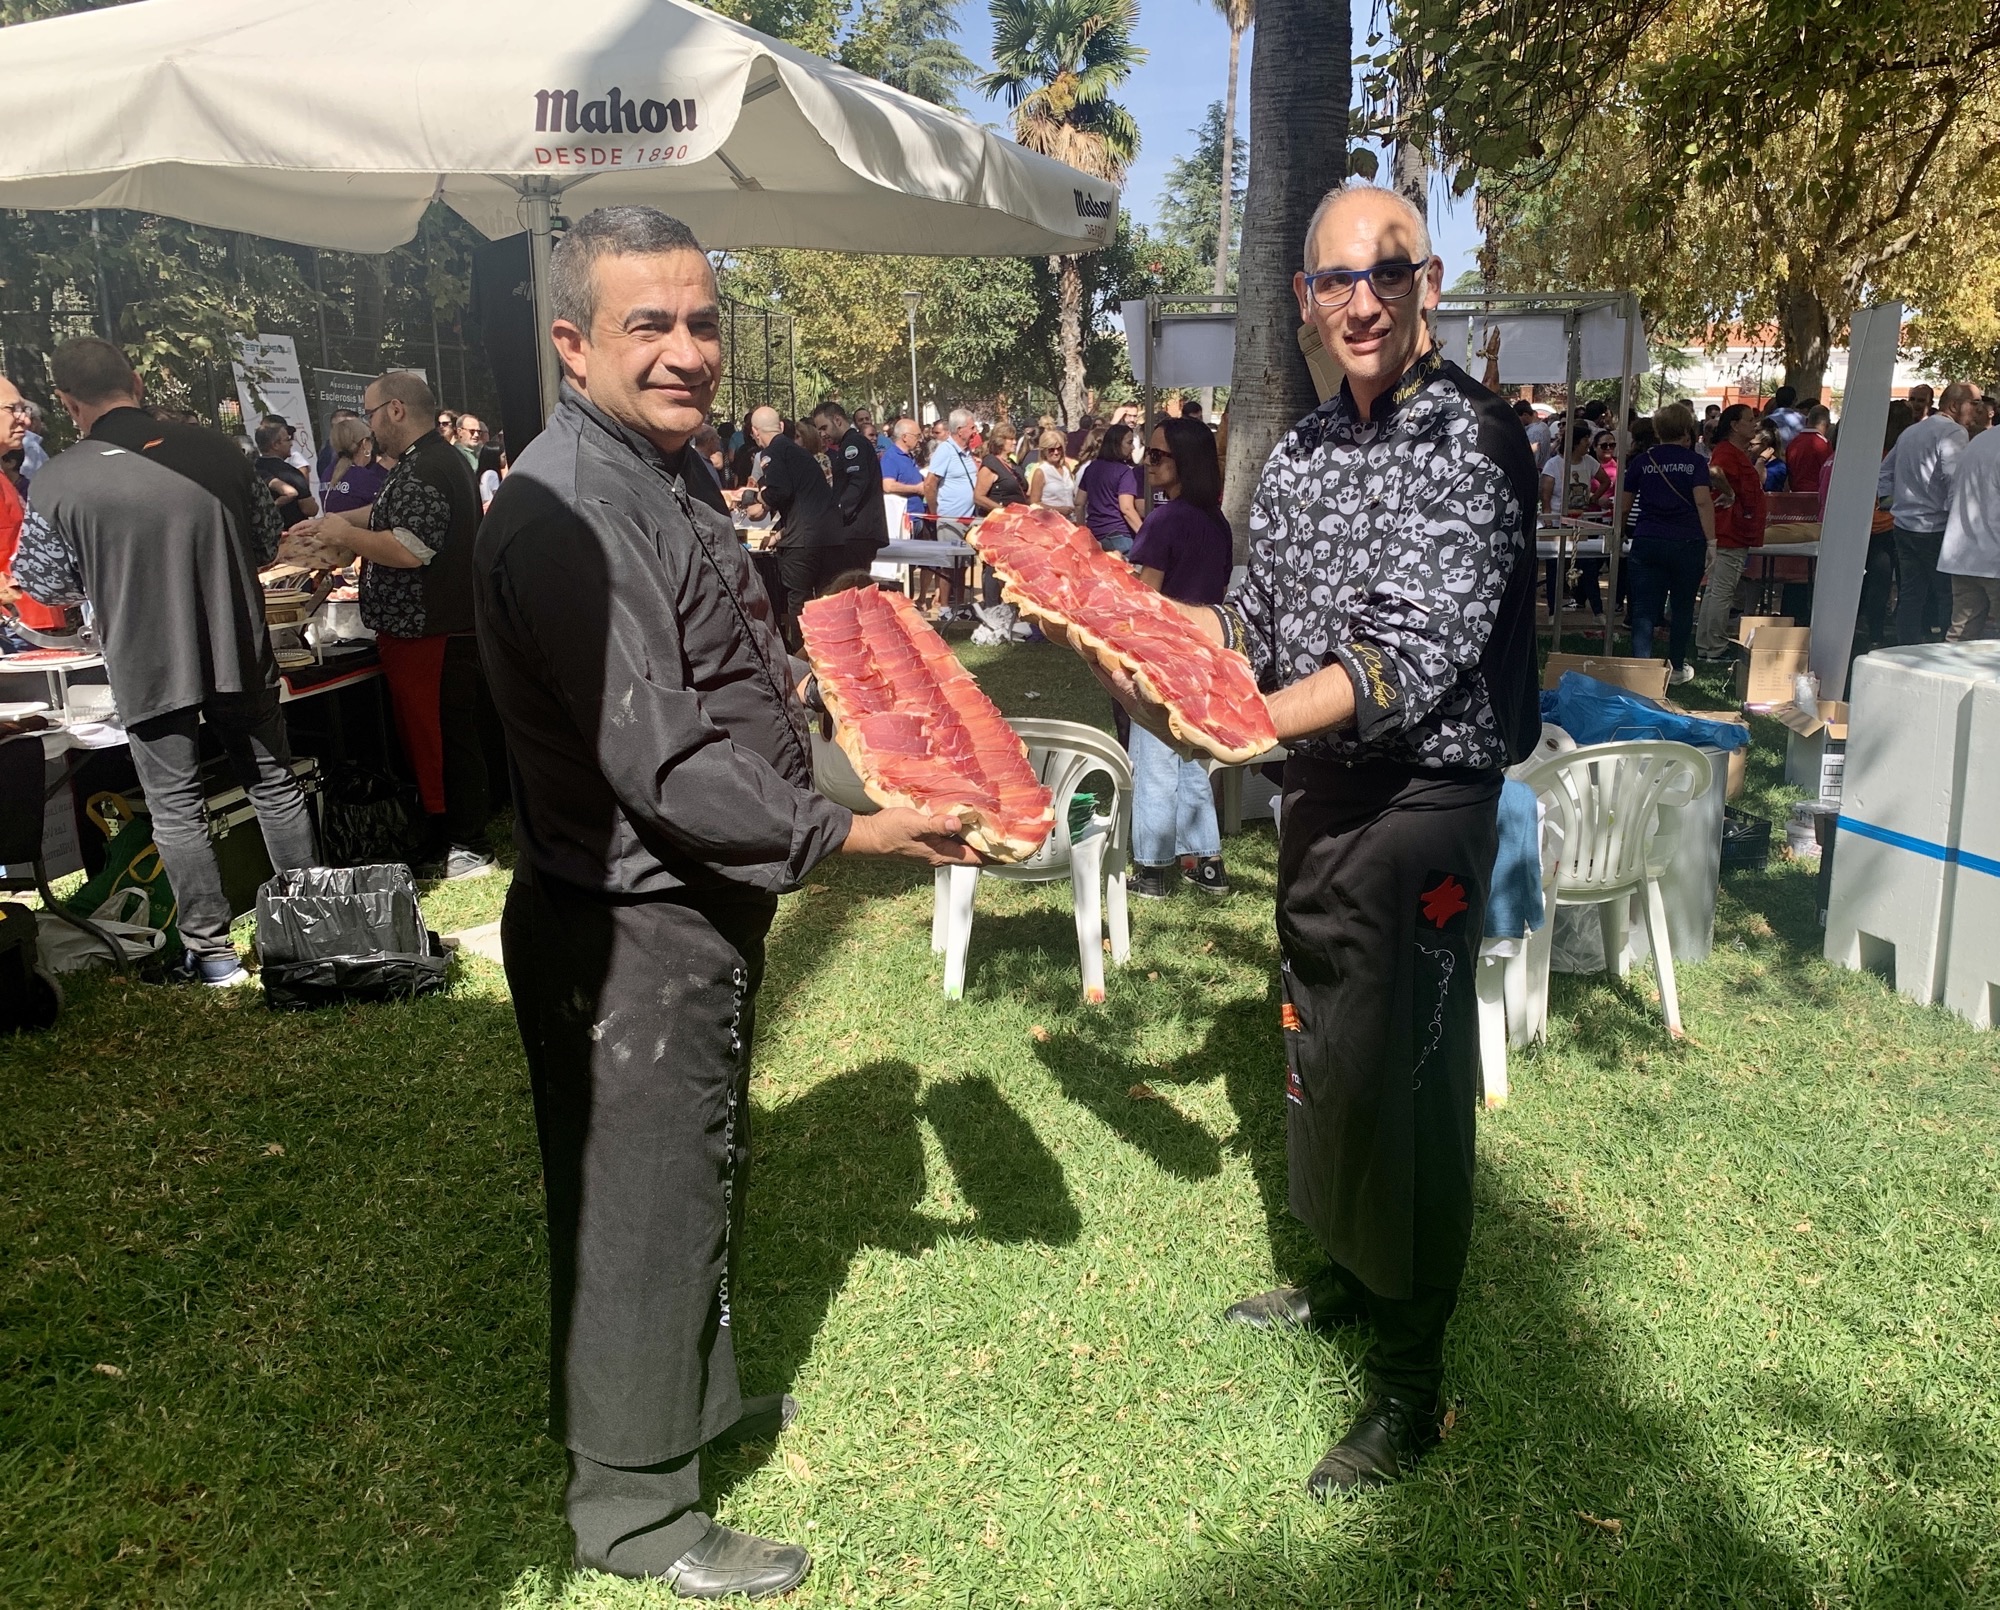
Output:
top-left (1221, 0), bottom-right (1350, 556)
top-left (1390, 52), bottom-right (1427, 218)
top-left (1213, 24), bottom-right (1242, 298)
top-left (1056, 252), bottom-right (1086, 425)
top-left (1391, 138), bottom-right (1427, 216)
top-left (1776, 276), bottom-right (1833, 400)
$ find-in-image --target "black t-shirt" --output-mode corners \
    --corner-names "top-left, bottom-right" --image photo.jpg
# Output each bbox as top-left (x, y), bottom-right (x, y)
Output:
top-left (255, 457), bottom-right (312, 516)
top-left (756, 434), bottom-right (840, 548)
top-left (981, 452), bottom-right (1026, 506)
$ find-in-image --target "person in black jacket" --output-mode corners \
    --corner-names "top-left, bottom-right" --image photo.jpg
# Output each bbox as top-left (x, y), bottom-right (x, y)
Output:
top-left (16, 338), bottom-right (318, 987)
top-left (739, 404), bottom-right (847, 643)
top-left (810, 399), bottom-right (888, 573)
top-left (473, 206), bottom-right (977, 1599)
top-left (1093, 186), bottom-right (1538, 1498)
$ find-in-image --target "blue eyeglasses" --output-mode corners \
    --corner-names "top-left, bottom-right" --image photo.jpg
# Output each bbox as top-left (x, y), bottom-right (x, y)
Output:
top-left (1300, 257), bottom-right (1432, 310)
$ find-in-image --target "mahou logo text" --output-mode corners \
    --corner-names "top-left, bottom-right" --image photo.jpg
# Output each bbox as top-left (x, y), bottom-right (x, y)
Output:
top-left (535, 89), bottom-right (698, 136)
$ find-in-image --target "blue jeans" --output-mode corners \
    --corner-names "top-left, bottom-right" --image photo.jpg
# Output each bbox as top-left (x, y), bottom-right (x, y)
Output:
top-left (1130, 723), bottom-right (1220, 864)
top-left (1625, 536), bottom-right (1706, 667)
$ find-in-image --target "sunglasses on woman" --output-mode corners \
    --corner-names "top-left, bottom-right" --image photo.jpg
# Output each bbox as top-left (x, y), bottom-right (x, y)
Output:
top-left (1144, 447), bottom-right (1176, 465)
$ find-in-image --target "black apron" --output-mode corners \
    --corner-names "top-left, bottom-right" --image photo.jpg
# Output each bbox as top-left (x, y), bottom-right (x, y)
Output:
top-left (1277, 758), bottom-right (1501, 1301)
top-left (503, 863), bottom-right (777, 1466)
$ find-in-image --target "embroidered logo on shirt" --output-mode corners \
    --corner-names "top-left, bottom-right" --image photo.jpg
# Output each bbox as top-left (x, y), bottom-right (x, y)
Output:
top-left (1347, 641), bottom-right (1400, 712)
top-left (1420, 873), bottom-right (1470, 930)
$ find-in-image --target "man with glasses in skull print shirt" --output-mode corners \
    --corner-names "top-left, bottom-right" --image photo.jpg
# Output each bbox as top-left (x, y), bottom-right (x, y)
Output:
top-left (1094, 185), bottom-right (1538, 1497)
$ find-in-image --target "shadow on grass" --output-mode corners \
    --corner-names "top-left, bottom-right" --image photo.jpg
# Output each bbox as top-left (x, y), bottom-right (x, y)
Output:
top-left (711, 1059), bottom-right (1081, 1504)
top-left (1145, 1168), bottom-right (1985, 1607)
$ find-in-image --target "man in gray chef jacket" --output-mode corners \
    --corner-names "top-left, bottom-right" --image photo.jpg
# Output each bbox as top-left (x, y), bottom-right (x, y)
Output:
top-left (474, 207), bottom-right (976, 1599)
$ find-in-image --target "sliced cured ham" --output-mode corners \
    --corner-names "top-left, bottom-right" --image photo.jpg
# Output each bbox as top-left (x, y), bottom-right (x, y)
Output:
top-left (970, 505), bottom-right (1279, 763)
top-left (800, 586), bottom-right (1054, 862)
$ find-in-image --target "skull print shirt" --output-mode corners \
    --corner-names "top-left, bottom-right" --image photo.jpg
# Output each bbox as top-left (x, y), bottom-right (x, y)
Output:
top-left (1228, 348), bottom-right (1541, 771)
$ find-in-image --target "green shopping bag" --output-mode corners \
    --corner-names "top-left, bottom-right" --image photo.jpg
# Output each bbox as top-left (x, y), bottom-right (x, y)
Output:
top-left (63, 792), bottom-right (181, 953)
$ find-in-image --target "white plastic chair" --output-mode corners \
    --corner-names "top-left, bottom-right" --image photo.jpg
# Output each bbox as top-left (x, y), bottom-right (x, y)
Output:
top-left (933, 718), bottom-right (1132, 1003)
top-left (1513, 739), bottom-right (1712, 1039)
top-left (813, 719), bottom-right (1132, 1002)
top-left (1475, 724), bottom-right (1578, 1104)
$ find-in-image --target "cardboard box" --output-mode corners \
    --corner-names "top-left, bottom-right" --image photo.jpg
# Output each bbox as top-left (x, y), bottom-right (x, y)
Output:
top-left (1733, 613), bottom-right (1793, 647)
top-left (1736, 625), bottom-right (1813, 706)
top-left (1676, 709), bottom-right (1751, 798)
top-left (1543, 653), bottom-right (1670, 700)
top-left (1779, 699), bottom-right (1848, 805)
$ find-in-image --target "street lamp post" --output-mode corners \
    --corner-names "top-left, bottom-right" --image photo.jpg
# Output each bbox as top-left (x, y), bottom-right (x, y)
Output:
top-left (902, 288), bottom-right (922, 422)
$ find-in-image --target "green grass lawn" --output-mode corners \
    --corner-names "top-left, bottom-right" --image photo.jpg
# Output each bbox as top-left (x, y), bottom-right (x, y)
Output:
top-left (5, 641), bottom-right (2000, 1608)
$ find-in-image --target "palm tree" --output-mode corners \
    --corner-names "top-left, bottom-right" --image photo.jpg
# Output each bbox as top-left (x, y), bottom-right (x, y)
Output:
top-left (1220, 0), bottom-right (1350, 552)
top-left (984, 0), bottom-right (1144, 424)
top-left (1209, 0), bottom-right (1254, 299)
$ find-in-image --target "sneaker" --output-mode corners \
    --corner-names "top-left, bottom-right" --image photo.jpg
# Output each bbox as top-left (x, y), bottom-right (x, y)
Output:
top-left (1126, 863), bottom-right (1177, 900)
top-left (437, 846), bottom-right (497, 881)
top-left (1669, 664), bottom-right (1697, 686)
top-left (1180, 855), bottom-right (1232, 896)
top-left (172, 951), bottom-right (252, 987)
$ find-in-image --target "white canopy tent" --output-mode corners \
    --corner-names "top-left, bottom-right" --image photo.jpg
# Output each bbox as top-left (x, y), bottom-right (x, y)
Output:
top-left (0, 0), bottom-right (1120, 413)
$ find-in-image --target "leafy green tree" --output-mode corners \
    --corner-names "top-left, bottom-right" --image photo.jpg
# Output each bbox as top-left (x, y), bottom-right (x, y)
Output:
top-left (1158, 101), bottom-right (1245, 279)
top-left (838, 0), bottom-right (978, 109)
top-left (1375, 0), bottom-right (2000, 393)
top-left (720, 214), bottom-right (1205, 422)
top-left (982, 0), bottom-right (1144, 424)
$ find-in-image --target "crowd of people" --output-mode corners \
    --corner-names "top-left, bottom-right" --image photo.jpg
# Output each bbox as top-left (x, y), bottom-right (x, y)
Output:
top-left (1510, 373), bottom-right (2000, 682)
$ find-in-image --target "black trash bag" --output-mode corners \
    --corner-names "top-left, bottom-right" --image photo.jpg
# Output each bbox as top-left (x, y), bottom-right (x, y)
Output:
top-left (317, 762), bottom-right (425, 868)
top-left (256, 864), bottom-right (449, 1010)
top-left (0, 902), bottom-right (60, 1032)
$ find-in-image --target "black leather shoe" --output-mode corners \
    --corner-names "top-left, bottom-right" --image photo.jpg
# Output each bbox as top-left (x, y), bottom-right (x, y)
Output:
top-left (1222, 1268), bottom-right (1368, 1333)
top-left (1306, 1394), bottom-right (1441, 1497)
top-left (662, 1524), bottom-right (811, 1599)
top-left (710, 1392), bottom-right (799, 1448)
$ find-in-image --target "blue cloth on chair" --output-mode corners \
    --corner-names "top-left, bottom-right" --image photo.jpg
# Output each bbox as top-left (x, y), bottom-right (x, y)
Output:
top-left (1485, 778), bottom-right (1545, 940)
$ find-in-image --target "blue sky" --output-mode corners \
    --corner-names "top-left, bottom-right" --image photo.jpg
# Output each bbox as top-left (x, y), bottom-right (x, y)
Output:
top-left (946, 0), bottom-right (1482, 283)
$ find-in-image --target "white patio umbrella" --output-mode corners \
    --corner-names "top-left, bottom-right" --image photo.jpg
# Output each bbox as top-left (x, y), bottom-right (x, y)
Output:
top-left (0, 0), bottom-right (1120, 410)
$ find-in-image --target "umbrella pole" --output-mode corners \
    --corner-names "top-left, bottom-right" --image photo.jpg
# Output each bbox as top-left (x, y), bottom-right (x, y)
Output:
top-left (524, 182), bottom-right (562, 422)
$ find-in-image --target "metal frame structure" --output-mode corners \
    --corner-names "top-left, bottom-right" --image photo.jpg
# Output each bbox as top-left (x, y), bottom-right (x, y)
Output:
top-left (712, 297), bottom-right (797, 428)
top-left (1131, 293), bottom-right (1236, 433)
top-left (1436, 290), bottom-right (1644, 655)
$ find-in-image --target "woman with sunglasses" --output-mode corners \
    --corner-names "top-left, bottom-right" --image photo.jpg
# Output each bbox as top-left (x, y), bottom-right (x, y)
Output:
top-left (1025, 430), bottom-right (1077, 519)
top-left (1125, 417), bottom-right (1235, 898)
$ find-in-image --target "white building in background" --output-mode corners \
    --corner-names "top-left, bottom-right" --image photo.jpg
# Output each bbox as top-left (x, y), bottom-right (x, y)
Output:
top-left (1641, 324), bottom-right (1934, 411)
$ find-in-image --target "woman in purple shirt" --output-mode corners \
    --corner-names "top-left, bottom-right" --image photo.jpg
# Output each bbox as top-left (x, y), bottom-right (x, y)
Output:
top-left (1127, 416), bottom-right (1235, 898)
top-left (1077, 422), bottom-right (1143, 553)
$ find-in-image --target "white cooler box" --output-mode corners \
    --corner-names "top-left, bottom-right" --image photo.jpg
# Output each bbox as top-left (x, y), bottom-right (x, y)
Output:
top-left (1941, 679), bottom-right (2000, 1028)
top-left (1824, 642), bottom-right (2000, 1015)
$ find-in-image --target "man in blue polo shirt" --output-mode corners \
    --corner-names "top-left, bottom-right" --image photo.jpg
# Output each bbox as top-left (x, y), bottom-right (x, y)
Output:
top-left (923, 409), bottom-right (981, 542)
top-left (878, 416), bottom-right (927, 534)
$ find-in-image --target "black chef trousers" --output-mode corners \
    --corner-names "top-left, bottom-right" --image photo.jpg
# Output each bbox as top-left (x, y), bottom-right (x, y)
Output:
top-left (1277, 759), bottom-right (1500, 1408)
top-left (503, 864), bottom-right (777, 1558)
top-left (776, 541), bottom-right (877, 646)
